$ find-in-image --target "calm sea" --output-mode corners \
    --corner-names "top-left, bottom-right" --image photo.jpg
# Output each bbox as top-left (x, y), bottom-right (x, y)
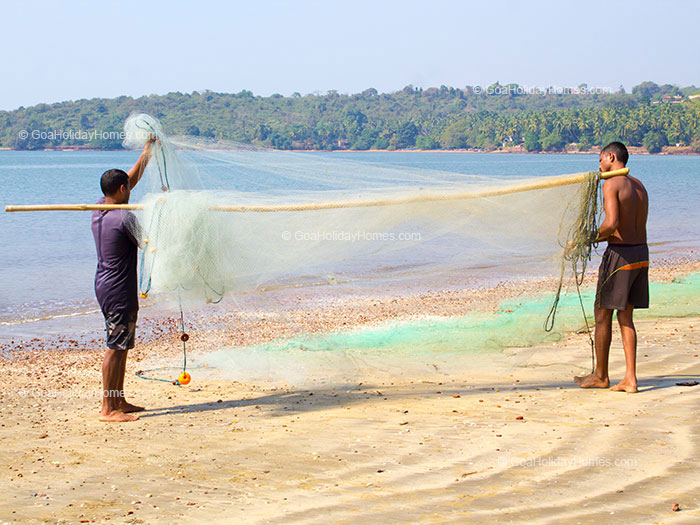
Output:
top-left (1, 151), bottom-right (698, 339)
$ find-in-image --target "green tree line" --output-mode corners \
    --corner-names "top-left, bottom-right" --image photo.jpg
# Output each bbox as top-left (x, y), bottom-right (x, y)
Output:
top-left (1, 82), bottom-right (699, 152)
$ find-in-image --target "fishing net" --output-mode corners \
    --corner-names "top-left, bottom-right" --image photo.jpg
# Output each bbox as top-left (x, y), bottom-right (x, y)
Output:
top-left (197, 271), bottom-right (700, 384)
top-left (124, 114), bottom-right (600, 305)
top-left (123, 113), bottom-right (612, 382)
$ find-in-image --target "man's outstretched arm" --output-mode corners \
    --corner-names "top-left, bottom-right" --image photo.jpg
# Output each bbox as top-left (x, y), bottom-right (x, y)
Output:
top-left (127, 137), bottom-right (156, 190)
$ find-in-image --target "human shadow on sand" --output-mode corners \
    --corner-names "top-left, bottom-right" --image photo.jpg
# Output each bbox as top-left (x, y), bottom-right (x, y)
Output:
top-left (135, 373), bottom-right (698, 418)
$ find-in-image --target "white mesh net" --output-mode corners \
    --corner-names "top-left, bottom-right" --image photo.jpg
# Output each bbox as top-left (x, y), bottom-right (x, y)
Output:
top-left (123, 113), bottom-right (595, 309)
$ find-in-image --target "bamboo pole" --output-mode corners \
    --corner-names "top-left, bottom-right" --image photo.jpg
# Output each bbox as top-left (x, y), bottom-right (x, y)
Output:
top-left (4, 203), bottom-right (144, 212)
top-left (5, 168), bottom-right (628, 213)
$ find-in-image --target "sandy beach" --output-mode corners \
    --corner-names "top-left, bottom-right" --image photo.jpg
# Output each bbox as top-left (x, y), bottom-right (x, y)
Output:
top-left (1, 263), bottom-right (699, 523)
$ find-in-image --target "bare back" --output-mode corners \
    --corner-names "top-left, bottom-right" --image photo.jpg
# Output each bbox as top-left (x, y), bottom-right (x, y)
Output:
top-left (603, 174), bottom-right (648, 245)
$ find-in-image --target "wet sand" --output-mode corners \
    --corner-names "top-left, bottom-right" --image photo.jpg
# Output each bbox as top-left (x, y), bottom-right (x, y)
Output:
top-left (1, 262), bottom-right (699, 522)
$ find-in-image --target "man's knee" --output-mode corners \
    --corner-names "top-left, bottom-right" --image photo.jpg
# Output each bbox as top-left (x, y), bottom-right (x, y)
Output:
top-left (616, 304), bottom-right (635, 327)
top-left (594, 307), bottom-right (613, 325)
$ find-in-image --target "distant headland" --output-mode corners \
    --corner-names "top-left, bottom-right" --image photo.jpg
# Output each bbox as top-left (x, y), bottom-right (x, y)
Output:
top-left (2, 82), bottom-right (699, 154)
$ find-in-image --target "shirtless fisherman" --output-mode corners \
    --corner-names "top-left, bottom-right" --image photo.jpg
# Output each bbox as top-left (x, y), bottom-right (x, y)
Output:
top-left (574, 142), bottom-right (649, 393)
top-left (92, 138), bottom-right (155, 421)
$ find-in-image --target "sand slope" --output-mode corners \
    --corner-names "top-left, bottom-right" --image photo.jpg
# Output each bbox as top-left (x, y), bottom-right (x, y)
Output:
top-left (1, 314), bottom-right (698, 523)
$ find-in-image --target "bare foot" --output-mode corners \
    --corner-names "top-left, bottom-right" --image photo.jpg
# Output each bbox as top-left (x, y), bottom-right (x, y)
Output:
top-left (574, 373), bottom-right (610, 388)
top-left (610, 380), bottom-right (638, 393)
top-left (99, 410), bottom-right (140, 422)
top-left (119, 401), bottom-right (145, 413)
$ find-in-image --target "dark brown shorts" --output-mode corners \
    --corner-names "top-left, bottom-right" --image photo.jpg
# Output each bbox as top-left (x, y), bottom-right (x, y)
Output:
top-left (103, 311), bottom-right (138, 350)
top-left (595, 243), bottom-right (649, 310)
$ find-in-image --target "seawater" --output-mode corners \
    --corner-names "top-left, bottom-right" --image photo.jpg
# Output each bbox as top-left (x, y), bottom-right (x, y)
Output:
top-left (1, 151), bottom-right (698, 339)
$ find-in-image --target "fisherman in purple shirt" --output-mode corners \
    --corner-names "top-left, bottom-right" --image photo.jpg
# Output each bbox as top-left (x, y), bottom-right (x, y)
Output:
top-left (92, 138), bottom-right (154, 422)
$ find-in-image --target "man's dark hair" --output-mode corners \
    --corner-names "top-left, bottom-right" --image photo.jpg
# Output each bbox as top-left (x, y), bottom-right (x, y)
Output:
top-left (601, 141), bottom-right (629, 166)
top-left (100, 169), bottom-right (129, 196)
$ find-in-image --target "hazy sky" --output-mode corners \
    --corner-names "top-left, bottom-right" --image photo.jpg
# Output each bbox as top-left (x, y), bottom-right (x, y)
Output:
top-left (1, 0), bottom-right (698, 111)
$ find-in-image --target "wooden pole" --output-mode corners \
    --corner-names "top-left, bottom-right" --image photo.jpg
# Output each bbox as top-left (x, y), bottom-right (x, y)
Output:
top-left (5, 168), bottom-right (628, 213)
top-left (4, 203), bottom-right (144, 212)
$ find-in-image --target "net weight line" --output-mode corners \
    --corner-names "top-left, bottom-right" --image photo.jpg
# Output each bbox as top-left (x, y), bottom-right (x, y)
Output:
top-left (544, 171), bottom-right (603, 373)
top-left (135, 302), bottom-right (189, 386)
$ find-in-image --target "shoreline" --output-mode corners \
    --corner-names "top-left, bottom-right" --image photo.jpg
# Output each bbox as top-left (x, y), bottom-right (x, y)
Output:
top-left (3, 246), bottom-right (698, 351)
top-left (3, 258), bottom-right (697, 366)
top-left (2, 146), bottom-right (698, 155)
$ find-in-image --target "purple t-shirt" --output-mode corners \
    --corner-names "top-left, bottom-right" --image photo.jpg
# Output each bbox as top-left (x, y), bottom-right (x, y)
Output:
top-left (91, 197), bottom-right (140, 314)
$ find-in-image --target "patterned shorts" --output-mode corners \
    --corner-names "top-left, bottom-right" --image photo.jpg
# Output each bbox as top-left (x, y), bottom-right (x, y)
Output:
top-left (595, 243), bottom-right (649, 311)
top-left (103, 311), bottom-right (138, 350)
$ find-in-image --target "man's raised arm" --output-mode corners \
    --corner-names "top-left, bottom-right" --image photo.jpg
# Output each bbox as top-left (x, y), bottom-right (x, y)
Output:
top-left (127, 137), bottom-right (157, 190)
